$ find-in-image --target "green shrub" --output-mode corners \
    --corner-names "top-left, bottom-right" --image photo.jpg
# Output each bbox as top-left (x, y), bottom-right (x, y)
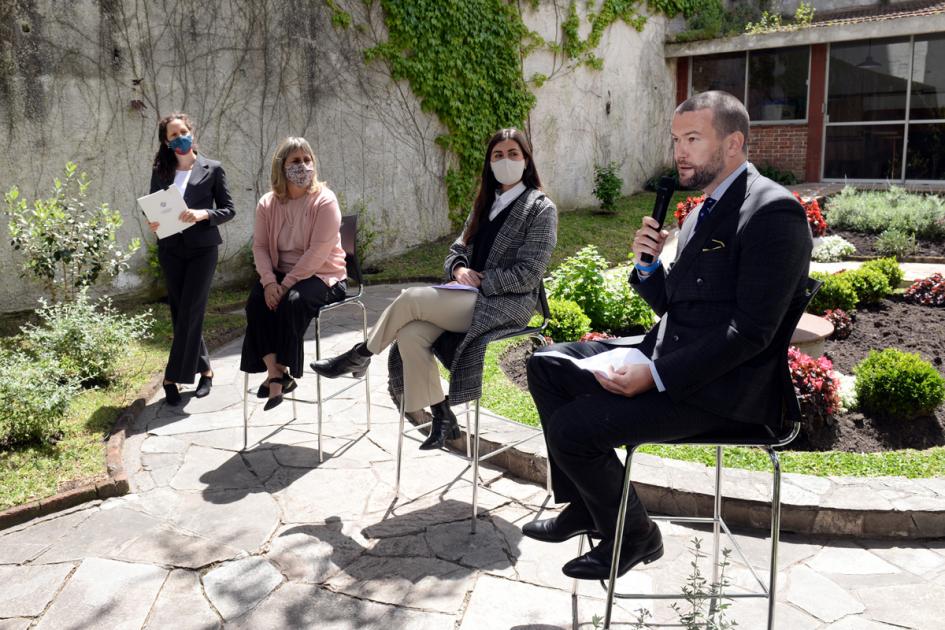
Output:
top-left (824, 186), bottom-right (945, 240)
top-left (599, 267), bottom-right (655, 333)
top-left (592, 162), bottom-right (623, 214)
top-left (860, 257), bottom-right (904, 289)
top-left (875, 228), bottom-right (917, 258)
top-left (537, 298), bottom-right (591, 342)
top-left (808, 271), bottom-right (858, 314)
top-left (0, 350), bottom-right (78, 447)
top-left (22, 291), bottom-right (153, 387)
top-left (854, 349), bottom-right (945, 420)
top-left (757, 163), bottom-right (798, 185)
top-left (845, 266), bottom-right (891, 306)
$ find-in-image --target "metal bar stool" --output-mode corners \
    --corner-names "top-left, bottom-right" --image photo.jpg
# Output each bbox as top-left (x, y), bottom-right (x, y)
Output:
top-left (242, 214), bottom-right (371, 461)
top-left (394, 282), bottom-right (555, 533)
top-left (575, 277), bottom-right (821, 630)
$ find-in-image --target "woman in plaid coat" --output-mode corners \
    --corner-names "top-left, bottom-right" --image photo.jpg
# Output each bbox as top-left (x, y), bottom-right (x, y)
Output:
top-left (312, 128), bottom-right (557, 449)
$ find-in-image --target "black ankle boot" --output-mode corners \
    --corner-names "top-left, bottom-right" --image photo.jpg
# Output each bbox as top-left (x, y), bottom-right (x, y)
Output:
top-left (420, 398), bottom-right (461, 450)
top-left (310, 343), bottom-right (371, 378)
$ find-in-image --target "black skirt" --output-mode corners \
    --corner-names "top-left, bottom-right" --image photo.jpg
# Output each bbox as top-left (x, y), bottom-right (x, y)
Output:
top-left (239, 272), bottom-right (346, 377)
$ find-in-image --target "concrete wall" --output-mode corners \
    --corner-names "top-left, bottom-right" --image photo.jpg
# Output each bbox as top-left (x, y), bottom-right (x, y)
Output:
top-left (0, 0), bottom-right (675, 312)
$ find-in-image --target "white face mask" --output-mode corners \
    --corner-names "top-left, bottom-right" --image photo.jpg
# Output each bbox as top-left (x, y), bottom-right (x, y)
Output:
top-left (490, 158), bottom-right (526, 186)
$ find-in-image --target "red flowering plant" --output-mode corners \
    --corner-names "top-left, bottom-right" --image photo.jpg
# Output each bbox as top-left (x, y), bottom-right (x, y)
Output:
top-left (793, 192), bottom-right (827, 237)
top-left (904, 273), bottom-right (945, 307)
top-left (580, 331), bottom-right (615, 342)
top-left (788, 346), bottom-right (842, 439)
top-left (823, 308), bottom-right (853, 340)
top-left (674, 194), bottom-right (706, 227)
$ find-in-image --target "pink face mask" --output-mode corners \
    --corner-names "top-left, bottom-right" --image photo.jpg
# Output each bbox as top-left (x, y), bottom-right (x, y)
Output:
top-left (285, 163), bottom-right (314, 188)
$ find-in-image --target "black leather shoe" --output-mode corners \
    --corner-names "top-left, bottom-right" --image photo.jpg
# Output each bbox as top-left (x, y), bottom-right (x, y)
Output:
top-left (419, 398), bottom-right (461, 450)
top-left (310, 344), bottom-right (371, 379)
top-left (163, 382), bottom-right (182, 406)
top-left (195, 374), bottom-right (213, 398)
top-left (257, 374), bottom-right (297, 398)
top-left (522, 505), bottom-right (601, 543)
top-left (263, 377), bottom-right (284, 411)
top-left (561, 521), bottom-right (663, 580)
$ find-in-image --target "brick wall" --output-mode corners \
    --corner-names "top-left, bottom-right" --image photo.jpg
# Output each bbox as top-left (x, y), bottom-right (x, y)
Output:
top-left (749, 124), bottom-right (809, 181)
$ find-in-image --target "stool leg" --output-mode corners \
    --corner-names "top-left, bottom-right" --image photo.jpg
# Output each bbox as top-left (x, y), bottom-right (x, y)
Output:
top-left (604, 447), bottom-right (637, 629)
top-left (709, 445), bottom-right (723, 619)
top-left (361, 303), bottom-right (372, 432)
top-left (571, 534), bottom-right (585, 613)
top-left (315, 317), bottom-right (323, 464)
top-left (470, 399), bottom-right (481, 534)
top-left (464, 402), bottom-right (471, 459)
top-left (395, 395), bottom-right (405, 498)
top-left (242, 372), bottom-right (249, 451)
top-left (767, 447), bottom-right (783, 630)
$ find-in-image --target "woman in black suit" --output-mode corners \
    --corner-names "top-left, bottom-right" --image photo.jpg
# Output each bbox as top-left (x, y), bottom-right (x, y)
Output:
top-left (147, 112), bottom-right (235, 405)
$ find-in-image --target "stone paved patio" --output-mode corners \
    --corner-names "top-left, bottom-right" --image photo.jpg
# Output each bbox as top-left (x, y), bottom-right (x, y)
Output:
top-left (1, 284), bottom-right (944, 629)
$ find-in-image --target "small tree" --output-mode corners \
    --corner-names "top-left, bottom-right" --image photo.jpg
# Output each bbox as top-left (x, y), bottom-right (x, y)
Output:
top-left (3, 162), bottom-right (140, 302)
top-left (593, 162), bottom-right (623, 214)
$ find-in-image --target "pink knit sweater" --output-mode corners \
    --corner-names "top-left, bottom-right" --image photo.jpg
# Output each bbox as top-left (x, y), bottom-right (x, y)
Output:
top-left (252, 187), bottom-right (347, 289)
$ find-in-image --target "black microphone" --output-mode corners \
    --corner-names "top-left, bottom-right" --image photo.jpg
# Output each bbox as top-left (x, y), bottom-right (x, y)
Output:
top-left (639, 175), bottom-right (676, 264)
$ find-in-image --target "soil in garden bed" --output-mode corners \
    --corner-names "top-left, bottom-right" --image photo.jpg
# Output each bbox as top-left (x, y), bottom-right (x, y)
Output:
top-left (499, 297), bottom-right (945, 454)
top-left (831, 229), bottom-right (944, 260)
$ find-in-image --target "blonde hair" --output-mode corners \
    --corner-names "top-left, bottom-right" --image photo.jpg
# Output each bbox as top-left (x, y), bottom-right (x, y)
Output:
top-left (270, 137), bottom-right (324, 201)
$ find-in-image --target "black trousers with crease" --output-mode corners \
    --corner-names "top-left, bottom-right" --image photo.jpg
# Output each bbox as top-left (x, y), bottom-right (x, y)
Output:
top-left (158, 242), bottom-right (218, 384)
top-left (526, 341), bottom-right (740, 541)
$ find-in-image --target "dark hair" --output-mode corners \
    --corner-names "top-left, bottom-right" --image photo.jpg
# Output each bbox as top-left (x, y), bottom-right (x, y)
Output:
top-left (152, 112), bottom-right (196, 181)
top-left (675, 91), bottom-right (750, 152)
top-left (463, 128), bottom-right (542, 243)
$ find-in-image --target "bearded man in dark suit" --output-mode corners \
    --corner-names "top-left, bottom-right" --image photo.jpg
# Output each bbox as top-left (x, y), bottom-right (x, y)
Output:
top-left (523, 90), bottom-right (812, 580)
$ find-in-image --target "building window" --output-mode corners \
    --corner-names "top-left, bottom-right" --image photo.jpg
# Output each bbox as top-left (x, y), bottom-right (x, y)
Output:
top-left (825, 35), bottom-right (945, 181)
top-left (690, 47), bottom-right (809, 122)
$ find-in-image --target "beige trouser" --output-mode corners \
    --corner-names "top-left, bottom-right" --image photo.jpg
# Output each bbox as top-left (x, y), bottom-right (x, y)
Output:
top-left (366, 286), bottom-right (477, 412)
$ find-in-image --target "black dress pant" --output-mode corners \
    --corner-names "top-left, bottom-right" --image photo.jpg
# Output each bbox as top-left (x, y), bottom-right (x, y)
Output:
top-left (527, 341), bottom-right (739, 541)
top-left (158, 242), bottom-right (218, 384)
top-left (240, 272), bottom-right (346, 378)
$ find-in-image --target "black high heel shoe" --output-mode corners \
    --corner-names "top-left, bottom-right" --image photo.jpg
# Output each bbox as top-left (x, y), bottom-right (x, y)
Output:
top-left (263, 376), bottom-right (285, 411)
top-left (310, 343), bottom-right (371, 379)
top-left (195, 373), bottom-right (213, 398)
top-left (419, 398), bottom-right (461, 450)
top-left (163, 382), bottom-right (182, 406)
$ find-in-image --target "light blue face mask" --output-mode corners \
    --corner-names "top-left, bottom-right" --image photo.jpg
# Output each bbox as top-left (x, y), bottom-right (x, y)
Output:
top-left (168, 134), bottom-right (193, 154)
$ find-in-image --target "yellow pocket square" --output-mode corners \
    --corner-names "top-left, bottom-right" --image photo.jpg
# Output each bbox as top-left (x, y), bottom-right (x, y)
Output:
top-left (702, 239), bottom-right (726, 252)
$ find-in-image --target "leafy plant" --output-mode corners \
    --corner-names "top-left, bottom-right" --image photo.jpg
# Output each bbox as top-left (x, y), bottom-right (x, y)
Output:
top-left (854, 349), bottom-right (945, 420)
top-left (21, 290), bottom-right (153, 387)
top-left (3, 162), bottom-right (141, 302)
top-left (904, 272), bottom-right (945, 307)
top-left (789, 346), bottom-right (841, 433)
top-left (823, 308), bottom-right (852, 340)
top-left (593, 162), bottom-right (624, 214)
top-left (538, 298), bottom-right (591, 342)
top-left (337, 192), bottom-right (383, 268)
top-left (758, 162), bottom-right (798, 185)
top-left (811, 235), bottom-right (855, 262)
top-left (860, 257), bottom-right (904, 290)
top-left (845, 266), bottom-right (891, 306)
top-left (808, 271), bottom-right (858, 314)
top-left (836, 371), bottom-right (857, 413)
top-left (745, 2), bottom-right (814, 34)
top-left (644, 166), bottom-right (678, 192)
top-left (0, 350), bottom-right (78, 448)
top-left (875, 228), bottom-right (917, 258)
top-left (674, 0), bottom-right (758, 42)
top-left (824, 186), bottom-right (945, 240)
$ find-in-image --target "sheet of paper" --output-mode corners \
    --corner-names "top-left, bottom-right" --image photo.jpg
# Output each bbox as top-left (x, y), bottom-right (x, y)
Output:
top-left (137, 186), bottom-right (191, 240)
top-left (538, 347), bottom-right (651, 379)
top-left (432, 283), bottom-right (480, 292)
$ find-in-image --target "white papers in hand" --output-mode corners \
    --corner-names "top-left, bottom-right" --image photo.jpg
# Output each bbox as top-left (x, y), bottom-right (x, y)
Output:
top-left (432, 283), bottom-right (479, 292)
top-left (539, 347), bottom-right (651, 379)
top-left (137, 186), bottom-right (191, 240)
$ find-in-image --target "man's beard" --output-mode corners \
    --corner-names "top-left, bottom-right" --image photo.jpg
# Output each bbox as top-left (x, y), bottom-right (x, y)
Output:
top-left (679, 145), bottom-right (725, 191)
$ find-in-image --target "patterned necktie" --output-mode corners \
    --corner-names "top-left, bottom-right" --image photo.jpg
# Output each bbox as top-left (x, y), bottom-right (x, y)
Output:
top-left (695, 197), bottom-right (717, 229)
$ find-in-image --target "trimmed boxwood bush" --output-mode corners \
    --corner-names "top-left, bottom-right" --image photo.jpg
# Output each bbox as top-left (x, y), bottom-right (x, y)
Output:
top-left (854, 349), bottom-right (945, 420)
top-left (845, 266), bottom-right (891, 306)
top-left (860, 257), bottom-right (904, 290)
top-left (808, 271), bottom-right (858, 315)
top-left (540, 298), bottom-right (592, 342)
top-left (0, 350), bottom-right (78, 447)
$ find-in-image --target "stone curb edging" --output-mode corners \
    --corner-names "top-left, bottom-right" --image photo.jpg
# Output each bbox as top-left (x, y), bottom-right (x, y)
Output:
top-left (0, 373), bottom-right (163, 531)
top-left (417, 413), bottom-right (945, 540)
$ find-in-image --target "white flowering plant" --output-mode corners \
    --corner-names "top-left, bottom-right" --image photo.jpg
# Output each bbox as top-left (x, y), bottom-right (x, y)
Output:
top-left (812, 235), bottom-right (856, 262)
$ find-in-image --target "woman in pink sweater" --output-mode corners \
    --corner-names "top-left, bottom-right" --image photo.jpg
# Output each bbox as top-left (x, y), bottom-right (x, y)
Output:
top-left (240, 137), bottom-right (347, 410)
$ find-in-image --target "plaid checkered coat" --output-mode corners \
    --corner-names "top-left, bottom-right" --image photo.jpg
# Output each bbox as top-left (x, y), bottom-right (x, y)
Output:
top-left (387, 188), bottom-right (557, 405)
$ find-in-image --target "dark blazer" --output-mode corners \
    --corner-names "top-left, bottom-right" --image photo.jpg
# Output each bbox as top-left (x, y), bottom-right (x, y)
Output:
top-left (387, 188), bottom-right (558, 405)
top-left (627, 164), bottom-right (811, 426)
top-left (149, 153), bottom-right (235, 249)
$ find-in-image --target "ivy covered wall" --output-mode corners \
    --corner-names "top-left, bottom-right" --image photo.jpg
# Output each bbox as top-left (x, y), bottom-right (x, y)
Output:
top-left (0, 0), bottom-right (680, 311)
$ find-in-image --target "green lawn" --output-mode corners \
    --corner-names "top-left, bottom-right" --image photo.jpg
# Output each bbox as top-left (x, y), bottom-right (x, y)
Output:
top-left (0, 286), bottom-right (247, 511)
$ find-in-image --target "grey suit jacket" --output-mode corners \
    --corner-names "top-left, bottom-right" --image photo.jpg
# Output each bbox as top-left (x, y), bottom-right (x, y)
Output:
top-left (627, 164), bottom-right (812, 425)
top-left (388, 188), bottom-right (558, 405)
